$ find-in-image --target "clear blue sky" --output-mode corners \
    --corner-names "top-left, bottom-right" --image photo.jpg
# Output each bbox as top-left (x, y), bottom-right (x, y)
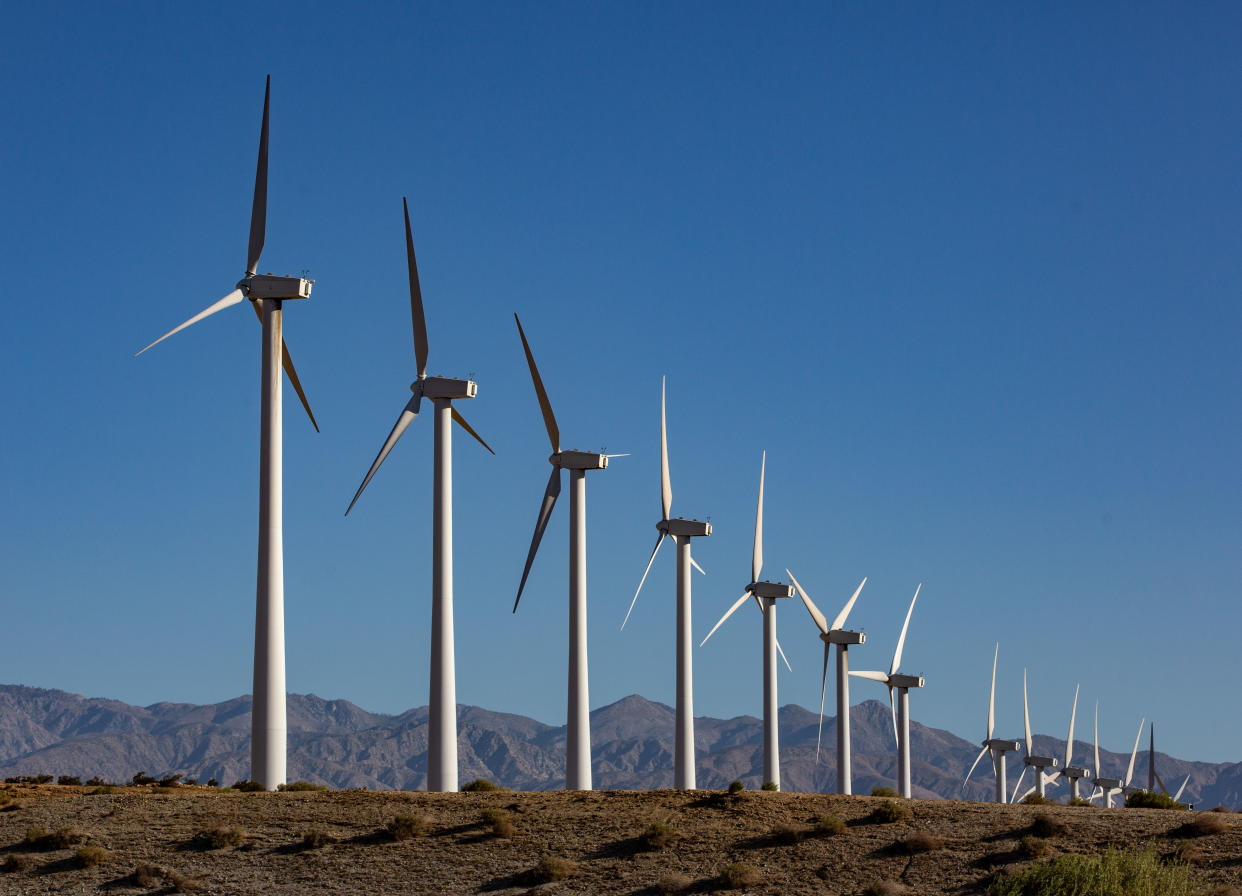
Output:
top-left (2, 2), bottom-right (1239, 765)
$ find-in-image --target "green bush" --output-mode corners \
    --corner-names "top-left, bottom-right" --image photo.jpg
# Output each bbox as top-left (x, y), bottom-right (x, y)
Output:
top-left (461, 778), bottom-right (508, 792)
top-left (158, 774), bottom-right (183, 788)
top-left (206, 779), bottom-right (219, 788)
top-left (727, 780), bottom-right (744, 794)
top-left (871, 785), bottom-right (900, 797)
top-left (85, 777), bottom-right (109, 787)
top-left (986, 847), bottom-right (1191, 896)
top-left (1125, 790), bottom-right (1186, 810)
top-left (719, 862), bottom-right (763, 889)
top-left (814, 814), bottom-right (847, 836)
top-left (131, 772), bottom-right (156, 786)
top-left (867, 800), bottom-right (909, 824)
top-left (385, 814), bottom-right (427, 841)
top-left (57, 775), bottom-right (82, 786)
top-left (75, 845), bottom-right (111, 867)
top-left (278, 781), bottom-right (328, 792)
top-left (760, 781), bottom-right (778, 791)
top-left (640, 821), bottom-right (678, 850)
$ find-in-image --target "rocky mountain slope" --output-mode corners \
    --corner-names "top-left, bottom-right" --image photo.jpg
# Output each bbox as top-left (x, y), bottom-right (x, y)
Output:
top-left (0, 685), bottom-right (1236, 805)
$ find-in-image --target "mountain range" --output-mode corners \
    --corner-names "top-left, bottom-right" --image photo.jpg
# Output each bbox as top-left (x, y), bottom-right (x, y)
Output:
top-left (2, 684), bottom-right (1239, 806)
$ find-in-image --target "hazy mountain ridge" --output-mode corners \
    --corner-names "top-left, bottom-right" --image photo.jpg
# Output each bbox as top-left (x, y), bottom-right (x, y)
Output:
top-left (0, 684), bottom-right (1235, 806)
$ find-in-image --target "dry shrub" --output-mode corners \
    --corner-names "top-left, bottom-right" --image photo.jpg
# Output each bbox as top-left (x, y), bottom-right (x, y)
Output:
top-left (278, 781), bottom-right (328, 792)
top-left (868, 800), bottom-right (909, 824)
top-left (815, 814), bottom-right (847, 836)
top-left (168, 871), bottom-right (202, 893)
top-left (522, 855), bottom-right (578, 884)
top-left (1030, 814), bottom-right (1066, 838)
top-left (864, 882), bottom-right (908, 896)
top-left (640, 821), bottom-right (679, 850)
top-left (133, 863), bottom-right (164, 886)
top-left (24, 826), bottom-right (87, 850)
top-left (656, 872), bottom-right (692, 894)
top-left (1067, 797), bottom-right (1092, 807)
top-left (191, 825), bottom-right (247, 849)
top-left (301, 830), bottom-right (336, 849)
top-left (1021, 793), bottom-right (1054, 806)
top-left (75, 845), bottom-right (110, 868)
top-left (727, 780), bottom-right (744, 794)
top-left (385, 814), bottom-right (427, 841)
top-left (772, 823), bottom-right (806, 844)
top-left (2, 854), bottom-right (37, 873)
top-left (1185, 813), bottom-right (1228, 837)
top-left (898, 831), bottom-right (944, 854)
top-left (1018, 835), bottom-right (1051, 858)
top-left (719, 862), bottom-right (763, 889)
top-left (1210, 806), bottom-right (1234, 813)
top-left (481, 807), bottom-right (516, 838)
top-left (1173, 842), bottom-right (1206, 865)
top-left (461, 778), bottom-right (508, 792)
top-left (871, 786), bottom-right (900, 797)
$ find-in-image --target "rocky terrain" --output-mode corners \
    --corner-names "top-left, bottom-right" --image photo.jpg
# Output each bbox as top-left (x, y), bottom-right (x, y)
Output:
top-left (1, 784), bottom-right (1241, 895)
top-left (3, 685), bottom-right (1239, 806)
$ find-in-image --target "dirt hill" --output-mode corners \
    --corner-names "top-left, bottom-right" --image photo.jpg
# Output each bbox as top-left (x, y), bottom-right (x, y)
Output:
top-left (0, 784), bottom-right (1239, 895)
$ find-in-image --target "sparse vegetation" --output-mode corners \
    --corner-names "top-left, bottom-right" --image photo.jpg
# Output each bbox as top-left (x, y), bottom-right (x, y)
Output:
top-left (871, 785), bottom-right (899, 797)
top-left (301, 830), bottom-right (336, 849)
top-left (1021, 792), bottom-right (1053, 805)
top-left (385, 814), bottom-right (427, 841)
top-left (772, 822), bottom-right (806, 844)
top-left (169, 871), bottom-right (203, 892)
top-left (279, 780), bottom-right (329, 792)
top-left (480, 807), bottom-right (516, 838)
top-left (191, 825), bottom-right (248, 849)
top-left (131, 772), bottom-right (156, 786)
top-left (986, 846), bottom-right (1192, 896)
top-left (1030, 814), bottom-right (1066, 838)
top-left (232, 780), bottom-right (265, 792)
top-left (898, 831), bottom-right (945, 853)
top-left (867, 800), bottom-right (909, 824)
top-left (133, 863), bottom-right (164, 886)
top-left (640, 820), bottom-right (679, 850)
top-left (761, 781), bottom-right (778, 791)
top-left (1173, 842), bottom-right (1206, 865)
top-left (727, 780), bottom-right (744, 794)
top-left (24, 826), bottom-right (87, 850)
top-left (75, 845), bottom-right (111, 867)
top-left (206, 778), bottom-right (219, 788)
top-left (2, 854), bottom-right (37, 873)
top-left (1182, 812), bottom-right (1228, 837)
top-left (1018, 835), bottom-right (1051, 858)
top-left (522, 855), bottom-right (578, 883)
top-left (158, 774), bottom-right (184, 788)
top-left (57, 775), bottom-right (82, 786)
top-left (89, 785), bottom-right (120, 795)
top-left (814, 813), bottom-right (847, 836)
top-left (1067, 797), bottom-right (1092, 807)
top-left (718, 861), bottom-right (763, 889)
top-left (3, 775), bottom-right (52, 785)
top-left (461, 778), bottom-right (508, 792)
top-left (656, 872), bottom-right (692, 894)
top-left (85, 777), bottom-right (109, 787)
top-left (1126, 790), bottom-right (1185, 810)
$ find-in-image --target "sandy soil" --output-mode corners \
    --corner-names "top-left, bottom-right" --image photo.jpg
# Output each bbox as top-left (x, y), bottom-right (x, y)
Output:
top-left (0, 785), bottom-right (1239, 895)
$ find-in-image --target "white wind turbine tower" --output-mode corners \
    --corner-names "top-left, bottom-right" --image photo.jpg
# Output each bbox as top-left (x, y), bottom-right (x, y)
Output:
top-left (511, 313), bottom-right (621, 791)
top-left (701, 452), bottom-right (796, 791)
top-left (1050, 683), bottom-right (1091, 801)
top-left (1010, 669), bottom-right (1059, 802)
top-left (622, 377), bottom-right (711, 790)
top-left (964, 645), bottom-right (1021, 803)
top-left (849, 586), bottom-right (925, 798)
top-left (787, 571), bottom-right (867, 794)
top-left (135, 77), bottom-right (319, 790)
top-left (345, 198), bottom-right (494, 793)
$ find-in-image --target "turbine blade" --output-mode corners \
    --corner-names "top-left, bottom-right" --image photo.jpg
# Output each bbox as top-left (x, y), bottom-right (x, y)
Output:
top-left (670, 535), bottom-right (706, 574)
top-left (1125, 717), bottom-right (1145, 787)
top-left (775, 635), bottom-right (792, 673)
top-left (965, 744), bottom-right (990, 786)
top-left (816, 644), bottom-right (828, 763)
top-left (513, 313), bottom-right (559, 453)
top-left (403, 198), bottom-right (429, 380)
top-left (890, 583), bottom-right (921, 676)
top-left (1154, 770), bottom-right (1170, 797)
top-left (345, 392), bottom-right (422, 515)
top-left (1010, 766), bottom-right (1028, 804)
top-left (451, 407), bottom-right (494, 455)
top-left (1174, 775), bottom-right (1190, 802)
top-left (622, 533), bottom-right (666, 630)
top-left (830, 576), bottom-right (867, 633)
top-left (752, 451), bottom-right (764, 583)
top-left (787, 568), bottom-right (828, 634)
top-left (279, 335), bottom-right (319, 432)
top-left (512, 467), bottom-right (562, 612)
top-left (888, 685), bottom-right (897, 746)
top-left (848, 670), bottom-right (891, 683)
top-left (1023, 669), bottom-right (1032, 755)
top-left (987, 643), bottom-right (998, 741)
top-left (246, 75), bottom-right (269, 277)
top-left (1065, 683), bottom-right (1080, 768)
top-left (700, 591), bottom-right (752, 646)
top-left (1018, 785), bottom-right (1037, 804)
top-left (660, 376), bottom-right (671, 520)
top-left (134, 289), bottom-right (245, 356)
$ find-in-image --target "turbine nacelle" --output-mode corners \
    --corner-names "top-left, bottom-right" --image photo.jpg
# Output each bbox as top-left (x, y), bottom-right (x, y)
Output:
top-left (1061, 766), bottom-right (1091, 778)
top-left (984, 738), bottom-right (1022, 752)
top-left (749, 581), bottom-right (794, 599)
top-left (889, 673), bottom-right (925, 689)
top-left (1093, 776), bottom-right (1123, 789)
top-left (658, 518), bottom-right (712, 537)
top-left (552, 450), bottom-right (608, 471)
top-left (1024, 755), bottom-right (1059, 768)
top-left (240, 274), bottom-right (313, 300)
top-left (822, 629), bottom-right (865, 646)
top-left (416, 377), bottom-right (478, 400)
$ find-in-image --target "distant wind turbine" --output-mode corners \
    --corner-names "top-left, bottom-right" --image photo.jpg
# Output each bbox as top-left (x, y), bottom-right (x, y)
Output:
top-left (1088, 703), bottom-right (1126, 808)
top-left (1010, 669), bottom-right (1059, 803)
top-left (344, 198), bottom-right (493, 793)
top-left (1050, 683), bottom-right (1091, 801)
top-left (963, 644), bottom-right (1021, 803)
top-left (135, 76), bottom-right (318, 790)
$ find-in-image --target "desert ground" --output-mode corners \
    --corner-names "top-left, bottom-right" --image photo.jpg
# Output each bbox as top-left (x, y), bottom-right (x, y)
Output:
top-left (1, 784), bottom-right (1240, 895)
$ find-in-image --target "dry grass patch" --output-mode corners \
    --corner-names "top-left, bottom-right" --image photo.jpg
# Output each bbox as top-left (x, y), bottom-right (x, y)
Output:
top-left (1, 854), bottom-right (38, 873)
top-left (814, 813), bottom-right (847, 836)
top-left (772, 822), bottom-right (806, 844)
top-left (521, 855), bottom-right (578, 884)
top-left (385, 814), bottom-right (427, 841)
top-left (301, 830), bottom-right (337, 849)
top-left (190, 825), bottom-right (247, 849)
top-left (655, 871), bottom-right (692, 894)
top-left (1018, 835), bottom-right (1051, 858)
top-left (867, 800), bottom-right (910, 824)
top-left (1173, 842), bottom-right (1206, 865)
top-left (23, 826), bottom-right (87, 850)
top-left (168, 871), bottom-right (203, 893)
top-left (898, 831), bottom-right (945, 854)
top-left (718, 861), bottom-right (762, 889)
top-left (133, 863), bottom-right (164, 886)
top-left (480, 807), bottom-right (516, 838)
top-left (1181, 813), bottom-right (1228, 837)
top-left (640, 820), bottom-right (679, 850)
top-left (75, 845), bottom-right (111, 867)
top-left (1030, 814), bottom-right (1066, 837)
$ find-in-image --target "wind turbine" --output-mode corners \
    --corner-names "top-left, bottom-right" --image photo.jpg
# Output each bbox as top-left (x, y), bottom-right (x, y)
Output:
top-left (1050, 683), bottom-right (1091, 801)
top-left (849, 586), bottom-right (926, 798)
top-left (621, 377), bottom-right (710, 790)
top-left (344, 198), bottom-right (493, 793)
top-left (787, 572), bottom-right (866, 794)
top-left (701, 452), bottom-right (795, 791)
top-left (1100, 715), bottom-right (1146, 806)
top-left (1146, 724), bottom-right (1191, 804)
top-left (1010, 669), bottom-right (1059, 802)
top-left (135, 76), bottom-right (318, 790)
top-left (511, 313), bottom-right (620, 790)
top-left (1088, 703), bottom-right (1126, 808)
top-left (964, 645), bottom-right (1021, 803)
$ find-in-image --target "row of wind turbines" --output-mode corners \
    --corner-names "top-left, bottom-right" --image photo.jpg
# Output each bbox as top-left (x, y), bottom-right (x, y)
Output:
top-left (133, 79), bottom-right (1175, 802)
top-left (963, 645), bottom-right (1190, 807)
